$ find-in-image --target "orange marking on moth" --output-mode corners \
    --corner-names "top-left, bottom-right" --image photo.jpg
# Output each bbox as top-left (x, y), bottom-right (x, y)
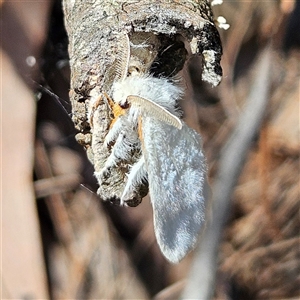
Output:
top-left (109, 104), bottom-right (126, 128)
top-left (138, 116), bottom-right (144, 148)
top-left (103, 92), bottom-right (114, 110)
top-left (103, 92), bottom-right (127, 128)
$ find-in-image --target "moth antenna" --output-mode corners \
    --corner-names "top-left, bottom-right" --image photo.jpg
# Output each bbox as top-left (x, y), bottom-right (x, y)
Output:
top-left (115, 33), bottom-right (130, 82)
top-left (127, 95), bottom-right (182, 129)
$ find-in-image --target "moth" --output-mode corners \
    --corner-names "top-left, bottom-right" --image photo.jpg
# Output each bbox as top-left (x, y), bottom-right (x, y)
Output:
top-left (93, 34), bottom-right (209, 263)
top-left (64, 0), bottom-right (226, 262)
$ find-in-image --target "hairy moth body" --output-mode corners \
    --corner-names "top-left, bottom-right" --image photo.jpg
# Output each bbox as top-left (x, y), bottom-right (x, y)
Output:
top-left (105, 74), bottom-right (208, 263)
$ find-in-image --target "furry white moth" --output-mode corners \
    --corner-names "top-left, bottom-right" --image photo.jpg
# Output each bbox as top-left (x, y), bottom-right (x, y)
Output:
top-left (106, 74), bottom-right (208, 263)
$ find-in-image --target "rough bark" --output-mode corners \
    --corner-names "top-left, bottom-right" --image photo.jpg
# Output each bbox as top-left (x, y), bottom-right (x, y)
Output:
top-left (62, 0), bottom-right (222, 205)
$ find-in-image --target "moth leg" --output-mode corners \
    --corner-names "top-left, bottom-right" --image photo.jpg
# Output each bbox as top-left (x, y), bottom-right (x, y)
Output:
top-left (104, 115), bottom-right (125, 148)
top-left (104, 129), bottom-right (139, 169)
top-left (103, 115), bottom-right (140, 170)
top-left (104, 94), bottom-right (128, 147)
top-left (121, 155), bottom-right (147, 205)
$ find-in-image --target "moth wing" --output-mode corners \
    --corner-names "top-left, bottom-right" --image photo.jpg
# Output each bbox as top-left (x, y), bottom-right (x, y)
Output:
top-left (142, 118), bottom-right (208, 263)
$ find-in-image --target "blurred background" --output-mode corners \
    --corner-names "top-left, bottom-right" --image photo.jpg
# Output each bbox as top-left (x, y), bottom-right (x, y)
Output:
top-left (1, 0), bottom-right (299, 299)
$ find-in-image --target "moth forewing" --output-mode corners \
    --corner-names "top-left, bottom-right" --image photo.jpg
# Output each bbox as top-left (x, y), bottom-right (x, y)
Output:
top-left (142, 117), bottom-right (208, 263)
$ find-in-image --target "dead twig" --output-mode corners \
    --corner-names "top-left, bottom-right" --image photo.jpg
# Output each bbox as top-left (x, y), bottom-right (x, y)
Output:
top-left (34, 173), bottom-right (82, 198)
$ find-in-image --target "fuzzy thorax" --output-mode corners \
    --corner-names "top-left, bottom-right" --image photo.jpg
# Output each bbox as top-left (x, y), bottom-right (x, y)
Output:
top-left (112, 75), bottom-right (183, 118)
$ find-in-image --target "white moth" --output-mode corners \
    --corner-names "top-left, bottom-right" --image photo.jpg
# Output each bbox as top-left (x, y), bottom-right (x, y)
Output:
top-left (105, 74), bottom-right (208, 263)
